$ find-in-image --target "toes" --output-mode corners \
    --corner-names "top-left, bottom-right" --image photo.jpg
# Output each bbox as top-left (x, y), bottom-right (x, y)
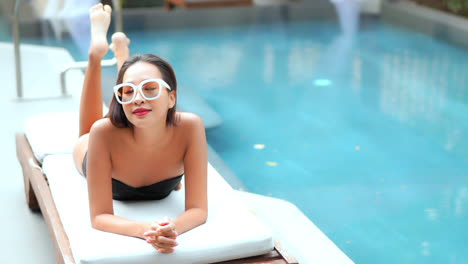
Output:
top-left (112, 32), bottom-right (128, 44)
top-left (111, 33), bottom-right (130, 52)
top-left (104, 4), bottom-right (112, 14)
top-left (90, 3), bottom-right (103, 12)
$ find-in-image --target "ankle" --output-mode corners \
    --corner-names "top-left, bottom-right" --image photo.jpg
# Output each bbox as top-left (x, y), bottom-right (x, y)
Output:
top-left (89, 43), bottom-right (109, 58)
top-left (88, 51), bottom-right (106, 62)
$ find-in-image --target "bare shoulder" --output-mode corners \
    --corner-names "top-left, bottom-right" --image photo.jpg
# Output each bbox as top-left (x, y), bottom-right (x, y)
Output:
top-left (177, 112), bottom-right (205, 130)
top-left (175, 112), bottom-right (207, 156)
top-left (89, 118), bottom-right (115, 139)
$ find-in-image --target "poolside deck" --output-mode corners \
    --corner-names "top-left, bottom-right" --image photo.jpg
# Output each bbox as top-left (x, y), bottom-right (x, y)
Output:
top-left (1, 42), bottom-right (353, 263)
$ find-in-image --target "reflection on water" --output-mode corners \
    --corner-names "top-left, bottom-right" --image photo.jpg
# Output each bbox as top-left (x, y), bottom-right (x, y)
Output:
top-left (379, 50), bottom-right (468, 156)
top-left (288, 41), bottom-right (321, 84)
top-left (455, 187), bottom-right (467, 216)
top-left (331, 0), bottom-right (361, 36)
top-left (185, 43), bottom-right (243, 88)
top-left (441, 186), bottom-right (468, 218)
top-left (263, 44), bottom-right (275, 83)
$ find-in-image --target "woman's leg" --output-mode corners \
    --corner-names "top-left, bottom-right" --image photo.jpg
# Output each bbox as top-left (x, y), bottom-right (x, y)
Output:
top-left (73, 3), bottom-right (112, 175)
top-left (79, 3), bottom-right (112, 136)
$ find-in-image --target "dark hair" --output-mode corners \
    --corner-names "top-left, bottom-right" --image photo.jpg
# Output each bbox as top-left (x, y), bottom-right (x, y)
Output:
top-left (106, 54), bottom-right (178, 128)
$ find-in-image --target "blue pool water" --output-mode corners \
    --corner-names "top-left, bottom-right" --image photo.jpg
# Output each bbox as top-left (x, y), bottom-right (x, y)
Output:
top-left (125, 21), bottom-right (468, 264)
top-left (5, 16), bottom-right (467, 264)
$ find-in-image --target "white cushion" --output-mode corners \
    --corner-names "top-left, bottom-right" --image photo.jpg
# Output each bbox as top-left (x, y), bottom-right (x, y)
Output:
top-left (24, 109), bottom-right (106, 163)
top-left (24, 112), bottom-right (79, 163)
top-left (42, 154), bottom-right (273, 264)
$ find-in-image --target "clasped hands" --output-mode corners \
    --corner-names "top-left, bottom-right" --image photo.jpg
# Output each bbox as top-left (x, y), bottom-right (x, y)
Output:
top-left (143, 217), bottom-right (179, 253)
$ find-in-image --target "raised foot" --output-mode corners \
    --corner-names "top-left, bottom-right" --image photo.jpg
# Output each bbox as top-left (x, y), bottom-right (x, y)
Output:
top-left (89, 3), bottom-right (112, 58)
top-left (110, 32), bottom-right (131, 70)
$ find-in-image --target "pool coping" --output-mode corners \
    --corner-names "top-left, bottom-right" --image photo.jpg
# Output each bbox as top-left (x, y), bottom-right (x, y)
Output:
top-left (382, 0), bottom-right (468, 49)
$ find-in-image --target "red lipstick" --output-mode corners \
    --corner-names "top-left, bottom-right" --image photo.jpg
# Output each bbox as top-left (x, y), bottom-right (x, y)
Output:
top-left (133, 108), bottom-right (151, 116)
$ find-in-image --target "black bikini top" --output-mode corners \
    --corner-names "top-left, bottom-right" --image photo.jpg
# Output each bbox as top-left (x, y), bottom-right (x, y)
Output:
top-left (112, 175), bottom-right (183, 201)
top-left (82, 152), bottom-right (182, 201)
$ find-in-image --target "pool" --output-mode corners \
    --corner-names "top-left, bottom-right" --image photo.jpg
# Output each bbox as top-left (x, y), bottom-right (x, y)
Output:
top-left (125, 20), bottom-right (468, 264)
top-left (6, 12), bottom-right (468, 264)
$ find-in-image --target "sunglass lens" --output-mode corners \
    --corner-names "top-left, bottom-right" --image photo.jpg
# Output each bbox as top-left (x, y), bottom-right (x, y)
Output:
top-left (142, 81), bottom-right (161, 99)
top-left (118, 85), bottom-right (134, 103)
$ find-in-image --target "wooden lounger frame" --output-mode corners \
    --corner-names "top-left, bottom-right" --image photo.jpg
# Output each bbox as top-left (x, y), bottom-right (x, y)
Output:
top-left (16, 133), bottom-right (298, 264)
top-left (165, 0), bottom-right (253, 10)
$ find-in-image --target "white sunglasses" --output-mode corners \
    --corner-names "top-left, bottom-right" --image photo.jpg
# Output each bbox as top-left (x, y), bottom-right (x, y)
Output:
top-left (113, 78), bottom-right (172, 105)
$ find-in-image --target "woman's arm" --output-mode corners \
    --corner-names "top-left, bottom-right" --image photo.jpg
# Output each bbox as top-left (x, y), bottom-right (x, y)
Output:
top-left (87, 119), bottom-right (152, 239)
top-left (173, 113), bottom-right (208, 235)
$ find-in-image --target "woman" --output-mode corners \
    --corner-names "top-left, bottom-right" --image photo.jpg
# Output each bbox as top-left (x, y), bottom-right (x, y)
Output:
top-left (72, 3), bottom-right (208, 254)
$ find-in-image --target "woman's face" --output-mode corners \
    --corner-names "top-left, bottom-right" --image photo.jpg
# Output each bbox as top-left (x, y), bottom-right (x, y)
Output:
top-left (121, 61), bottom-right (175, 128)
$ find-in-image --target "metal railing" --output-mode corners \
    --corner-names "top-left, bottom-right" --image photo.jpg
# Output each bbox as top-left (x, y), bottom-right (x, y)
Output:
top-left (13, 0), bottom-right (123, 99)
top-left (60, 57), bottom-right (117, 96)
top-left (13, 0), bottom-right (22, 98)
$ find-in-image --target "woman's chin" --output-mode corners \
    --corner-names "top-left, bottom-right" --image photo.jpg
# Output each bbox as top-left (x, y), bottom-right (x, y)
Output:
top-left (129, 118), bottom-right (158, 129)
top-left (131, 120), bottom-right (150, 128)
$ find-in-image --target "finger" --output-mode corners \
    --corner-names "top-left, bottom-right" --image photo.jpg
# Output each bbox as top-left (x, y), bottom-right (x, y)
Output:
top-left (151, 238), bottom-right (177, 249)
top-left (162, 230), bottom-right (178, 240)
top-left (157, 225), bottom-right (172, 233)
top-left (150, 240), bottom-right (177, 249)
top-left (146, 236), bottom-right (158, 244)
top-left (147, 228), bottom-right (173, 239)
top-left (157, 230), bottom-right (175, 239)
top-left (152, 243), bottom-right (175, 253)
top-left (158, 220), bottom-right (170, 227)
top-left (166, 221), bottom-right (175, 231)
top-left (149, 240), bottom-right (176, 253)
top-left (143, 230), bottom-right (159, 237)
top-left (151, 243), bottom-right (160, 251)
top-left (152, 242), bottom-right (176, 251)
top-left (158, 227), bottom-right (177, 239)
top-left (158, 216), bottom-right (172, 226)
top-left (146, 234), bottom-right (177, 247)
top-left (157, 236), bottom-right (178, 247)
top-left (150, 222), bottom-right (160, 230)
top-left (158, 247), bottom-right (175, 254)
top-left (158, 223), bottom-right (176, 234)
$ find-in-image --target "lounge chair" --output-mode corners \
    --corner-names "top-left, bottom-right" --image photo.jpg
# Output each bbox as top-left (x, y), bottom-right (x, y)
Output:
top-left (16, 112), bottom-right (298, 264)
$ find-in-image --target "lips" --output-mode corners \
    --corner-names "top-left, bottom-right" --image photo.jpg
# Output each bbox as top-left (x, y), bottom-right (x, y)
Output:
top-left (133, 108), bottom-right (152, 116)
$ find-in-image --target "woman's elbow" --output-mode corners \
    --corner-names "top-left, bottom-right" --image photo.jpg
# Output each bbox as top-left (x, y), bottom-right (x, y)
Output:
top-left (90, 216), bottom-right (100, 229)
top-left (90, 214), bottom-right (105, 231)
top-left (199, 208), bottom-right (208, 224)
top-left (189, 207), bottom-right (207, 225)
